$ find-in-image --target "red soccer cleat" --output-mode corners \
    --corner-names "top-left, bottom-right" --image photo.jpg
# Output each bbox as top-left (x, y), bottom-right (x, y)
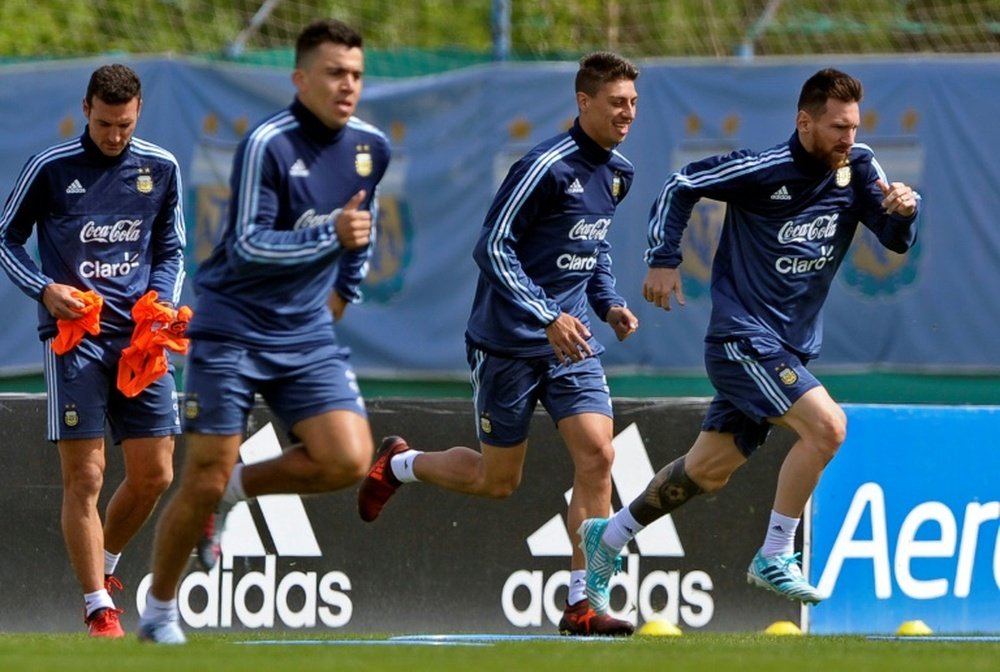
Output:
top-left (86, 607), bottom-right (125, 638)
top-left (357, 436), bottom-right (409, 522)
top-left (558, 599), bottom-right (634, 637)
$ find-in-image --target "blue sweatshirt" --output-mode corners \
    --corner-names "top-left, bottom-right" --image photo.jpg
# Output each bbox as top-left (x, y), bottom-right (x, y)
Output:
top-left (0, 129), bottom-right (186, 340)
top-left (187, 98), bottom-right (390, 350)
top-left (465, 119), bottom-right (633, 358)
top-left (646, 131), bottom-right (919, 359)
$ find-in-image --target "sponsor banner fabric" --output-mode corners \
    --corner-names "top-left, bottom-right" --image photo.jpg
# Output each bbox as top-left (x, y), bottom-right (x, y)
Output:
top-left (809, 404), bottom-right (1000, 634)
top-left (0, 396), bottom-right (799, 633)
top-left (1, 57), bottom-right (1000, 375)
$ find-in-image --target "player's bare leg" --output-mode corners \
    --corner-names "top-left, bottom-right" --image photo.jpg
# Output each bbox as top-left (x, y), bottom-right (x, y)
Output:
top-left (58, 437), bottom-right (125, 636)
top-left (195, 410), bottom-right (372, 572)
top-left (103, 436), bottom-right (174, 556)
top-left (140, 433), bottom-right (242, 643)
top-left (556, 412), bottom-right (633, 636)
top-left (240, 409), bottom-right (373, 496)
top-left (747, 386), bottom-right (845, 604)
top-left (771, 386), bottom-right (846, 517)
top-left (358, 437), bottom-right (529, 524)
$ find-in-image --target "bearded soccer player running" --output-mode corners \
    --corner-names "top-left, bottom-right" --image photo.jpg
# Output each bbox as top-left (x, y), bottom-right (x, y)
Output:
top-left (580, 68), bottom-right (920, 615)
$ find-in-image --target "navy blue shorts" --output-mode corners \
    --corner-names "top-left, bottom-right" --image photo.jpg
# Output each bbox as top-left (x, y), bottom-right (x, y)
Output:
top-left (467, 345), bottom-right (612, 447)
top-left (43, 335), bottom-right (181, 443)
top-left (702, 336), bottom-right (820, 457)
top-left (182, 339), bottom-right (366, 435)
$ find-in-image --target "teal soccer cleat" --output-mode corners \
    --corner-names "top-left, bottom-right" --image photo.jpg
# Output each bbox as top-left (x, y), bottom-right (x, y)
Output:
top-left (746, 549), bottom-right (823, 605)
top-left (578, 518), bottom-right (624, 615)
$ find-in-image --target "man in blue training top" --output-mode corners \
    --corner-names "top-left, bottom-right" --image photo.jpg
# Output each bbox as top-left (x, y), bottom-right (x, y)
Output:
top-left (0, 64), bottom-right (186, 638)
top-left (137, 19), bottom-right (390, 644)
top-left (357, 52), bottom-right (640, 637)
top-left (579, 68), bottom-right (920, 614)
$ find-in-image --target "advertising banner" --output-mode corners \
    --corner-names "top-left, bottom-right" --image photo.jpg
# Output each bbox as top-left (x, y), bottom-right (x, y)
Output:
top-left (0, 395), bottom-right (800, 634)
top-left (2, 57), bottom-right (1000, 376)
top-left (809, 404), bottom-right (1000, 634)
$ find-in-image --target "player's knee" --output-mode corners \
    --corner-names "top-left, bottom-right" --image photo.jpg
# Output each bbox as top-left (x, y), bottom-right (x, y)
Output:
top-left (684, 456), bottom-right (734, 494)
top-left (481, 473), bottom-right (521, 499)
top-left (183, 466), bottom-right (229, 504)
top-left (142, 467), bottom-right (174, 497)
top-left (695, 473), bottom-right (728, 494)
top-left (62, 461), bottom-right (104, 496)
top-left (812, 408), bottom-right (847, 462)
top-left (686, 465), bottom-right (729, 494)
top-left (340, 452), bottom-right (371, 485)
top-left (317, 452), bottom-right (370, 489)
top-left (574, 442), bottom-right (614, 479)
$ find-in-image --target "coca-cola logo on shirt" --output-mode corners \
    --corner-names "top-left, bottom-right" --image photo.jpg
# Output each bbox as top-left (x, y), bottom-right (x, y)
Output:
top-left (568, 217), bottom-right (611, 241)
top-left (776, 214), bottom-right (838, 244)
top-left (79, 219), bottom-right (143, 244)
top-left (294, 209), bottom-right (337, 230)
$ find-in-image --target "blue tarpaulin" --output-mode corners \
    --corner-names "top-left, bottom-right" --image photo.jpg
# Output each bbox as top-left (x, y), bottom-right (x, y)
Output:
top-left (1, 56), bottom-right (998, 377)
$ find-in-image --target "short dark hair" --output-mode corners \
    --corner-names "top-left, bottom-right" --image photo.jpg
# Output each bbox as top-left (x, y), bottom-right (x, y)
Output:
top-left (575, 51), bottom-right (639, 97)
top-left (798, 68), bottom-right (863, 117)
top-left (295, 19), bottom-right (363, 67)
top-left (85, 64), bottom-right (141, 106)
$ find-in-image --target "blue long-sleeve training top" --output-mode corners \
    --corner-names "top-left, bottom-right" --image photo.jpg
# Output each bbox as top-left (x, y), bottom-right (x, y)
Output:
top-left (465, 119), bottom-right (633, 358)
top-left (188, 98), bottom-right (391, 350)
top-left (645, 131), bottom-right (919, 360)
top-left (0, 129), bottom-right (186, 340)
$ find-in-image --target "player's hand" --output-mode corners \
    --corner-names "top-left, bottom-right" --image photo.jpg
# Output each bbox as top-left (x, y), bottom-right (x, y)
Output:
top-left (335, 190), bottom-right (372, 249)
top-left (642, 267), bottom-right (685, 311)
top-left (606, 305), bottom-right (638, 341)
top-left (42, 283), bottom-right (87, 320)
top-left (545, 312), bottom-right (593, 364)
top-left (328, 292), bottom-right (348, 322)
top-left (877, 179), bottom-right (917, 217)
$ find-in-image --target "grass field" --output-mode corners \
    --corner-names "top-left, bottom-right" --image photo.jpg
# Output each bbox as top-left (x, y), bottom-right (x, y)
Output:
top-left (0, 632), bottom-right (996, 672)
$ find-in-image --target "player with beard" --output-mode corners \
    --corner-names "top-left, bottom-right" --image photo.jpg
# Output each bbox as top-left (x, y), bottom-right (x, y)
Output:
top-left (580, 68), bottom-right (920, 613)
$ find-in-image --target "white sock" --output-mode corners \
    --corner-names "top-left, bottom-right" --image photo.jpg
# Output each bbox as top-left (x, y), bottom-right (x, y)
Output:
top-left (390, 450), bottom-right (421, 483)
top-left (223, 463), bottom-right (247, 505)
top-left (143, 594), bottom-right (179, 623)
top-left (84, 589), bottom-right (114, 618)
top-left (762, 510), bottom-right (800, 557)
top-left (603, 507), bottom-right (644, 554)
top-left (104, 550), bottom-right (121, 576)
top-left (568, 569), bottom-right (586, 605)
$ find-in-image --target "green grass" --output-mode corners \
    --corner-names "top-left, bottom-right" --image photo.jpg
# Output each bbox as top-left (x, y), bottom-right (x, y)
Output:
top-left (0, 632), bottom-right (996, 672)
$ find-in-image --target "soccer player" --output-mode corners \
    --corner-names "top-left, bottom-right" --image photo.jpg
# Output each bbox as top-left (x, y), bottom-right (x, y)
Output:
top-left (357, 52), bottom-right (640, 637)
top-left (0, 64), bottom-right (186, 638)
top-left (136, 19), bottom-right (390, 644)
top-left (580, 68), bottom-right (920, 614)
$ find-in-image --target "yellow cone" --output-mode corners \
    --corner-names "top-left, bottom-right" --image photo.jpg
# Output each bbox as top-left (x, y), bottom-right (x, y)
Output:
top-left (896, 620), bottom-right (933, 636)
top-left (764, 620), bottom-right (803, 635)
top-left (638, 619), bottom-right (683, 636)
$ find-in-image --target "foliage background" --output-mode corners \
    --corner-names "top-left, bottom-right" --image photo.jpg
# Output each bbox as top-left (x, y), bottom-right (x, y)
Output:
top-left (0, 0), bottom-right (997, 69)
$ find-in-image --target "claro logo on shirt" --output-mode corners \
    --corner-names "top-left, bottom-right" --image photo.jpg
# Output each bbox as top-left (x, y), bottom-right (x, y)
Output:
top-left (79, 252), bottom-right (140, 278)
